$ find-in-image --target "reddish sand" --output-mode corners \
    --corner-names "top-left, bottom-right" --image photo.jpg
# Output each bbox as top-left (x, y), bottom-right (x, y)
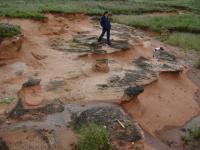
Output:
top-left (122, 71), bottom-right (199, 135)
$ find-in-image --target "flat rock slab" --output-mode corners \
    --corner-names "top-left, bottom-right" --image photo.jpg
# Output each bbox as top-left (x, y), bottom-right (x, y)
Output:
top-left (50, 36), bottom-right (132, 54)
top-left (81, 54), bottom-right (183, 102)
top-left (99, 56), bottom-right (183, 89)
top-left (9, 98), bottom-right (64, 119)
top-left (0, 129), bottom-right (57, 150)
top-left (49, 23), bottom-right (136, 55)
top-left (70, 103), bottom-right (144, 143)
top-left (1, 103), bottom-right (143, 148)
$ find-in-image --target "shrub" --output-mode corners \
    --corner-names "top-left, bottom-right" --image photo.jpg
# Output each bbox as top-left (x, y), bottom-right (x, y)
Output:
top-left (181, 126), bottom-right (200, 146)
top-left (0, 23), bottom-right (21, 39)
top-left (78, 123), bottom-right (113, 150)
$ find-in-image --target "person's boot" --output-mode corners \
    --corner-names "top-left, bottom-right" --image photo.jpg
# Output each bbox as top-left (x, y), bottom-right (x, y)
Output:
top-left (107, 41), bottom-right (112, 46)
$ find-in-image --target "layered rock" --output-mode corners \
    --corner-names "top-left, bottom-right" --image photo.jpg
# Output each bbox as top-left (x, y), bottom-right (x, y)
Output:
top-left (71, 103), bottom-right (144, 148)
top-left (82, 52), bottom-right (183, 102)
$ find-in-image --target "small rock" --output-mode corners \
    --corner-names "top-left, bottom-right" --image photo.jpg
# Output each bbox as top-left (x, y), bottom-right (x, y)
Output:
top-left (125, 86), bottom-right (144, 97)
top-left (46, 79), bottom-right (65, 91)
top-left (92, 59), bottom-right (109, 73)
top-left (122, 86), bottom-right (144, 102)
top-left (22, 78), bottom-right (41, 87)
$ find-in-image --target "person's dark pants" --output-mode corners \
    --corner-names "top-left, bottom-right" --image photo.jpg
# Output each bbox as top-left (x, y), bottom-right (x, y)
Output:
top-left (98, 28), bottom-right (111, 45)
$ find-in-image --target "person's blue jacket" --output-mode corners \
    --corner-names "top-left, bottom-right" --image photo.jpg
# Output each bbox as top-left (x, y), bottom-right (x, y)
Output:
top-left (100, 16), bottom-right (111, 30)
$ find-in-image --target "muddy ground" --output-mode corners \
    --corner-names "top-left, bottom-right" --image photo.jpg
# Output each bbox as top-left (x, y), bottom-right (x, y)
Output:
top-left (0, 13), bottom-right (200, 150)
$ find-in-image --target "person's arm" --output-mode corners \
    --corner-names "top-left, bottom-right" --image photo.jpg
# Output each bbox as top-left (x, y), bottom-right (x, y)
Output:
top-left (100, 17), bottom-right (103, 27)
top-left (100, 16), bottom-right (106, 28)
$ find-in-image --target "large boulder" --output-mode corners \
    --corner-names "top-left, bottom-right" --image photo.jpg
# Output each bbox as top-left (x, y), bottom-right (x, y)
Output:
top-left (71, 104), bottom-right (144, 145)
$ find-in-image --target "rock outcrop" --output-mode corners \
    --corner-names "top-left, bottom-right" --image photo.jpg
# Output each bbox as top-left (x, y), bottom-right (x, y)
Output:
top-left (0, 35), bottom-right (23, 60)
top-left (71, 104), bottom-right (144, 146)
top-left (90, 54), bottom-right (183, 102)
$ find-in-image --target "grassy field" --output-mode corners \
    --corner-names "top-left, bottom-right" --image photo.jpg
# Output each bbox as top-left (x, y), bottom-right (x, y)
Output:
top-left (0, 0), bottom-right (200, 57)
top-left (0, 0), bottom-right (199, 20)
top-left (166, 32), bottom-right (200, 52)
top-left (113, 14), bottom-right (200, 33)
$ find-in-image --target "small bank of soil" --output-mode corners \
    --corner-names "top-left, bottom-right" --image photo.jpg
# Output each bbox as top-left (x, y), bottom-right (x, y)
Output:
top-left (122, 71), bottom-right (199, 135)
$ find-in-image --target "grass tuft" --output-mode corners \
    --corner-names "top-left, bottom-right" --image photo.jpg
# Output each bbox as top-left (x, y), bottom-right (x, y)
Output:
top-left (181, 126), bottom-right (200, 148)
top-left (78, 123), bottom-right (113, 150)
top-left (0, 23), bottom-right (21, 40)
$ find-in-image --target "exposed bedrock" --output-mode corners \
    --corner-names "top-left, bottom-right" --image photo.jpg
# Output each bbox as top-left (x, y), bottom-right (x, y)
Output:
top-left (0, 35), bottom-right (23, 60)
top-left (94, 53), bottom-right (183, 102)
top-left (92, 58), bottom-right (110, 73)
top-left (71, 103), bottom-right (144, 149)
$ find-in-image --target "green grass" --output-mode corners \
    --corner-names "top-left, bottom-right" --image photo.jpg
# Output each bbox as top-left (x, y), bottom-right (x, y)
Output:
top-left (181, 126), bottom-right (200, 148)
top-left (113, 14), bottom-right (200, 33)
top-left (164, 32), bottom-right (200, 67)
top-left (165, 32), bottom-right (200, 52)
top-left (1, 0), bottom-right (199, 20)
top-left (78, 123), bottom-right (113, 150)
top-left (0, 23), bottom-right (21, 40)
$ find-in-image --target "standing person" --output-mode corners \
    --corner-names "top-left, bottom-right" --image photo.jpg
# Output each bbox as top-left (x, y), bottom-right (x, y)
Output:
top-left (98, 11), bottom-right (112, 45)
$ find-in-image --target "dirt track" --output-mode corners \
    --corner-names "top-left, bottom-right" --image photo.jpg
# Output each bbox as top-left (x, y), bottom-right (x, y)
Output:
top-left (0, 14), bottom-right (199, 150)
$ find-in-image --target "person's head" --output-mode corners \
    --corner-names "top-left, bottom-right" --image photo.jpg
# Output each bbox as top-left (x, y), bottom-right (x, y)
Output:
top-left (103, 11), bottom-right (109, 17)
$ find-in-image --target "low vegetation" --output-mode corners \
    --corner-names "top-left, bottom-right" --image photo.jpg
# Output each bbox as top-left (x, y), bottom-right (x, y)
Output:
top-left (181, 126), bottom-right (200, 149)
top-left (78, 123), bottom-right (113, 150)
top-left (113, 14), bottom-right (200, 33)
top-left (165, 32), bottom-right (200, 52)
top-left (164, 32), bottom-right (200, 68)
top-left (0, 23), bottom-right (21, 40)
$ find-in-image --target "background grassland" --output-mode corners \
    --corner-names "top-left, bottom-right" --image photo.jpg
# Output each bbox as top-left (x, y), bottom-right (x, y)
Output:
top-left (0, 0), bottom-right (199, 20)
top-left (113, 14), bottom-right (200, 33)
